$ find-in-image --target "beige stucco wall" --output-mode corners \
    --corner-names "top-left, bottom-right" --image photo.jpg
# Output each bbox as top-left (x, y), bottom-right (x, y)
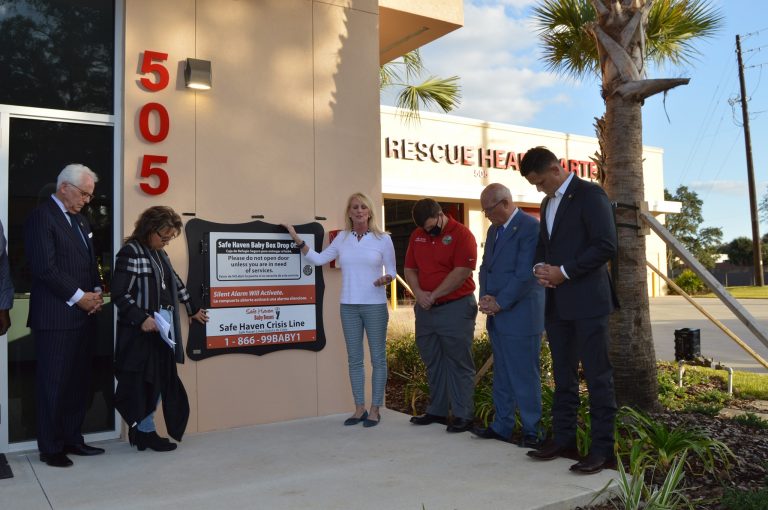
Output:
top-left (380, 107), bottom-right (673, 297)
top-left (123, 0), bottom-right (381, 433)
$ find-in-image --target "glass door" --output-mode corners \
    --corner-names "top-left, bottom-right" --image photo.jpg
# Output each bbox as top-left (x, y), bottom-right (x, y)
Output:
top-left (1, 114), bottom-right (117, 452)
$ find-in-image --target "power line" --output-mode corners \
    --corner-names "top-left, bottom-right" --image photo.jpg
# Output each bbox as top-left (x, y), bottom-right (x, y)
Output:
top-left (744, 44), bottom-right (768, 53)
top-left (677, 57), bottom-right (737, 186)
top-left (743, 27), bottom-right (768, 38)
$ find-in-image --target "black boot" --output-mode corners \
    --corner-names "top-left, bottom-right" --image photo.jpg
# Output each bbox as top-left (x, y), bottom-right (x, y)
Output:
top-left (134, 430), bottom-right (177, 452)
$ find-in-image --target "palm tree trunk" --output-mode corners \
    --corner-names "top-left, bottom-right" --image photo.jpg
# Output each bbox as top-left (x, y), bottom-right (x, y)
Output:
top-left (603, 95), bottom-right (660, 411)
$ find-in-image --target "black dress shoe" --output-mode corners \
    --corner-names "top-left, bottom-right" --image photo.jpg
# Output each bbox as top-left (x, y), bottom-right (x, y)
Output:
top-left (518, 435), bottom-right (543, 449)
top-left (570, 453), bottom-right (616, 474)
top-left (410, 413), bottom-right (447, 426)
top-left (63, 443), bottom-right (105, 456)
top-left (446, 417), bottom-right (473, 433)
top-left (39, 452), bottom-right (73, 468)
top-left (526, 439), bottom-right (579, 461)
top-left (470, 426), bottom-right (509, 442)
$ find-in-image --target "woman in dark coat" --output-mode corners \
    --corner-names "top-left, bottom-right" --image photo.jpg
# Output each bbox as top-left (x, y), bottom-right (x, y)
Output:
top-left (112, 206), bottom-right (208, 452)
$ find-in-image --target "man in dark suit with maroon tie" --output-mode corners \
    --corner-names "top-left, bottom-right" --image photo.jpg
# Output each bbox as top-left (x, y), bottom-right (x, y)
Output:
top-left (520, 147), bottom-right (619, 475)
top-left (25, 164), bottom-right (105, 467)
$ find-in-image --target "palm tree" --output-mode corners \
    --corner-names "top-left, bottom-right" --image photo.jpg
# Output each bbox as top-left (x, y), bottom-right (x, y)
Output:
top-left (532, 0), bottom-right (722, 411)
top-left (380, 49), bottom-right (461, 123)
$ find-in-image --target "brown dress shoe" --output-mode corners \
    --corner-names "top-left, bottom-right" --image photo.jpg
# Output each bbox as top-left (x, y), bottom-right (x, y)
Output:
top-left (526, 440), bottom-right (579, 461)
top-left (570, 453), bottom-right (616, 474)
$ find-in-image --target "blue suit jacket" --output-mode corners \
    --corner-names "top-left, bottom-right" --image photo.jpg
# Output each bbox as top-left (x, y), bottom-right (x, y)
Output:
top-left (25, 197), bottom-right (100, 331)
top-left (535, 176), bottom-right (618, 321)
top-left (479, 210), bottom-right (544, 336)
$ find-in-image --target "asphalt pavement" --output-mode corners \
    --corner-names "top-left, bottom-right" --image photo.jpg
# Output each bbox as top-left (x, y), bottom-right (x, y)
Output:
top-left (649, 296), bottom-right (768, 372)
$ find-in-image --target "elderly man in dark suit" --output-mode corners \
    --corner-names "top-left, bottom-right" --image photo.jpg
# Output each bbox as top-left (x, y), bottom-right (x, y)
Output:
top-left (25, 164), bottom-right (105, 468)
top-left (473, 183), bottom-right (544, 448)
top-left (520, 147), bottom-right (619, 475)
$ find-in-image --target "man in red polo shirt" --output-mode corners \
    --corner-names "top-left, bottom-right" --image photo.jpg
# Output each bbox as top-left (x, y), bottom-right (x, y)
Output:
top-left (404, 198), bottom-right (478, 432)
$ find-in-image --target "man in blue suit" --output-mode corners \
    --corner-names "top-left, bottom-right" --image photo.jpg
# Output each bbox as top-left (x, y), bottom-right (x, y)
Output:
top-left (473, 184), bottom-right (544, 448)
top-left (25, 164), bottom-right (105, 468)
top-left (520, 147), bottom-right (618, 475)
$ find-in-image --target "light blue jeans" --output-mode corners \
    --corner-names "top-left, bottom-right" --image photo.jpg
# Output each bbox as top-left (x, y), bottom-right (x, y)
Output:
top-left (137, 308), bottom-right (173, 433)
top-left (339, 304), bottom-right (389, 406)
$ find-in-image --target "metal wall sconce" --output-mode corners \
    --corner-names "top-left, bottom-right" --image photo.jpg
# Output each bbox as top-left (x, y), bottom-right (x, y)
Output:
top-left (184, 58), bottom-right (212, 90)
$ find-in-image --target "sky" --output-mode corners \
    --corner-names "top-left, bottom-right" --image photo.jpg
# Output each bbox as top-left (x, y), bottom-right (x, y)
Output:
top-left (386, 0), bottom-right (768, 243)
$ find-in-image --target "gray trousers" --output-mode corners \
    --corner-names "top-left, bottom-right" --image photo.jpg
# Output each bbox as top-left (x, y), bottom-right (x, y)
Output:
top-left (414, 294), bottom-right (477, 420)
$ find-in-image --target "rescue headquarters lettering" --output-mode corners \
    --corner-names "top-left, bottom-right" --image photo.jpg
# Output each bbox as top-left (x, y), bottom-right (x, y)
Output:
top-left (384, 137), bottom-right (598, 179)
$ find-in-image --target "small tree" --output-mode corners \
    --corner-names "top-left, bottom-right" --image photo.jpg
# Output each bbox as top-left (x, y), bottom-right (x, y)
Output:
top-left (664, 185), bottom-right (723, 271)
top-left (723, 236), bottom-right (768, 266)
top-left (532, 0), bottom-right (722, 411)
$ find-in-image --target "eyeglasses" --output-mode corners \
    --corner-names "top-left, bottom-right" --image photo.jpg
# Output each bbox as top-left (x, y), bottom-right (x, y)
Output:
top-left (156, 231), bottom-right (178, 243)
top-left (67, 182), bottom-right (95, 201)
top-left (482, 199), bottom-right (505, 215)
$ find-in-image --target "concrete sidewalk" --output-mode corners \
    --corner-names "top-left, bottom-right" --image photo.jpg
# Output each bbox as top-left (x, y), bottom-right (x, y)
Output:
top-left (1, 409), bottom-right (615, 510)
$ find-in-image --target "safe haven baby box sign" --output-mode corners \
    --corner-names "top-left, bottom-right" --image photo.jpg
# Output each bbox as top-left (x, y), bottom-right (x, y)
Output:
top-left (184, 220), bottom-right (326, 360)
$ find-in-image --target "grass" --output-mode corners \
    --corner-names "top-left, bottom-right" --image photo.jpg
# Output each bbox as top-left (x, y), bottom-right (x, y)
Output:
top-left (699, 286), bottom-right (768, 299)
top-left (702, 366), bottom-right (768, 400)
top-left (658, 362), bottom-right (768, 401)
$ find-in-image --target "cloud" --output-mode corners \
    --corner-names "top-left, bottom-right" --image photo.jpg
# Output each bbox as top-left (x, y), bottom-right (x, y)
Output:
top-left (470, 0), bottom-right (538, 10)
top-left (416, 2), bottom-right (567, 124)
top-left (690, 180), bottom-right (768, 196)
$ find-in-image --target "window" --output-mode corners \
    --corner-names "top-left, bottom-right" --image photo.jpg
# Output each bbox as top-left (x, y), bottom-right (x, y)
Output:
top-left (0, 0), bottom-right (115, 113)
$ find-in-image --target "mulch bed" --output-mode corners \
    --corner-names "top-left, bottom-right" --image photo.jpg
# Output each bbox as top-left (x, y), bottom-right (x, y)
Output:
top-left (385, 375), bottom-right (768, 509)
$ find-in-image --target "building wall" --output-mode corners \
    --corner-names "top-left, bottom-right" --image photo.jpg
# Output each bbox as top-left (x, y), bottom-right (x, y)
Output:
top-left (124, 0), bottom-right (381, 433)
top-left (380, 107), bottom-right (672, 297)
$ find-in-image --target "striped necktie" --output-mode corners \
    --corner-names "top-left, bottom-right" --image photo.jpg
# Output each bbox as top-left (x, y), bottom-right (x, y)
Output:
top-left (67, 212), bottom-right (88, 249)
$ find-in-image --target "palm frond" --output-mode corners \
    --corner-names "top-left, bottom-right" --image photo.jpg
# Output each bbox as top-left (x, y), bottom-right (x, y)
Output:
top-left (646, 0), bottom-right (723, 67)
top-left (380, 63), bottom-right (399, 88)
top-left (401, 49), bottom-right (425, 82)
top-left (531, 0), bottom-right (722, 79)
top-left (531, 0), bottom-right (598, 79)
top-left (394, 75), bottom-right (461, 124)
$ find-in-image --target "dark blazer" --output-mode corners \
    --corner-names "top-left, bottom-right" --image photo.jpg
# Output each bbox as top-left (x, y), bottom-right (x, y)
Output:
top-left (25, 196), bottom-right (100, 330)
top-left (112, 240), bottom-right (195, 366)
top-left (111, 240), bottom-right (194, 441)
top-left (479, 210), bottom-right (544, 336)
top-left (535, 176), bottom-right (619, 321)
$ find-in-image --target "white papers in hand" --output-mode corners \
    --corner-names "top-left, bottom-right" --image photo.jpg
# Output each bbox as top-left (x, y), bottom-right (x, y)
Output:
top-left (154, 311), bottom-right (175, 349)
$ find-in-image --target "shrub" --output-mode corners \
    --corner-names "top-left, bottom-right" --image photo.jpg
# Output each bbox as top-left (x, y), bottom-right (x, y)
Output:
top-left (616, 406), bottom-right (733, 474)
top-left (732, 412), bottom-right (768, 430)
top-left (657, 363), bottom-right (731, 414)
top-left (473, 383), bottom-right (495, 427)
top-left (387, 333), bottom-right (422, 375)
top-left (722, 486), bottom-right (768, 510)
top-left (670, 269), bottom-right (705, 295)
top-left (601, 453), bottom-right (691, 510)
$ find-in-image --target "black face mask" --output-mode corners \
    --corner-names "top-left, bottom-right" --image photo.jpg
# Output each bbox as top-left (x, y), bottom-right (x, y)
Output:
top-left (425, 216), bottom-right (442, 237)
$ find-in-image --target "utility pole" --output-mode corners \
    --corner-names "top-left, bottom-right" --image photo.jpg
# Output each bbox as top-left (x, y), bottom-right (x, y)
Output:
top-left (736, 35), bottom-right (764, 286)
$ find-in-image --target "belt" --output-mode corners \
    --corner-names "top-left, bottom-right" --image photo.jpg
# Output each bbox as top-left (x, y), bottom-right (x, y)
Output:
top-left (432, 296), bottom-right (464, 307)
top-left (158, 304), bottom-right (175, 311)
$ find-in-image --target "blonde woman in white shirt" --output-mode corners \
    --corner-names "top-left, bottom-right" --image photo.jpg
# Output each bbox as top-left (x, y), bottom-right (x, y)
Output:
top-left (283, 192), bottom-right (396, 427)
